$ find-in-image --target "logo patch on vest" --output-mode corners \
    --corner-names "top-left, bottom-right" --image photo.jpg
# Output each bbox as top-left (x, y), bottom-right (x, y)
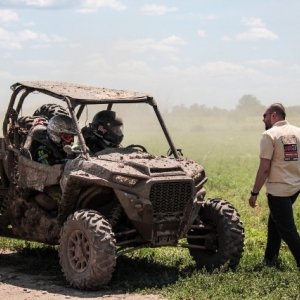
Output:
top-left (281, 135), bottom-right (298, 161)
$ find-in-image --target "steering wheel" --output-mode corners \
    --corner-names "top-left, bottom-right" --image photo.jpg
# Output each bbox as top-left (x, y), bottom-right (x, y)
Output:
top-left (126, 144), bottom-right (148, 153)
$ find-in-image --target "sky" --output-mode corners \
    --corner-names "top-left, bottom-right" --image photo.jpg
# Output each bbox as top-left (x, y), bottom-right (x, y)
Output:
top-left (0, 0), bottom-right (300, 111)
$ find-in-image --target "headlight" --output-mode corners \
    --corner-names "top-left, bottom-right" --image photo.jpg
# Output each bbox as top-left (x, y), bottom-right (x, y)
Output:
top-left (112, 175), bottom-right (138, 186)
top-left (193, 172), bottom-right (206, 186)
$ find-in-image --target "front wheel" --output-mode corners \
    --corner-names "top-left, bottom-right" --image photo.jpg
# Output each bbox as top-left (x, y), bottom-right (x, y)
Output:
top-left (187, 198), bottom-right (244, 271)
top-left (58, 209), bottom-right (116, 290)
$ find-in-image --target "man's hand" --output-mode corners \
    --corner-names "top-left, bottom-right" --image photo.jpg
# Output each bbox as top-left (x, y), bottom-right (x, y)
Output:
top-left (249, 195), bottom-right (258, 208)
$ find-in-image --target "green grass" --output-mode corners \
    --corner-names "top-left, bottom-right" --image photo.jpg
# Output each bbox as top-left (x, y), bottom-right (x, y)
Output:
top-left (1, 125), bottom-right (300, 299)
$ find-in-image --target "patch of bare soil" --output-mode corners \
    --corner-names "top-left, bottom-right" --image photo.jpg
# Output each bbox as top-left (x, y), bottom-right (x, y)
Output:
top-left (0, 250), bottom-right (166, 300)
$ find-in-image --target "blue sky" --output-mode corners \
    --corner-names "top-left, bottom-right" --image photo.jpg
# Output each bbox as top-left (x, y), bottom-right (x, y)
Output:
top-left (0, 1), bottom-right (299, 110)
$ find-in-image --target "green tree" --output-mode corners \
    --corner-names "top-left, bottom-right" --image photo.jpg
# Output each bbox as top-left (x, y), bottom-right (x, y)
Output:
top-left (235, 94), bottom-right (264, 115)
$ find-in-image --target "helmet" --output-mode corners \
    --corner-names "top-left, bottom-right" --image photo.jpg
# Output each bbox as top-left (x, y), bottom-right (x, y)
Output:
top-left (91, 110), bottom-right (124, 145)
top-left (47, 115), bottom-right (77, 144)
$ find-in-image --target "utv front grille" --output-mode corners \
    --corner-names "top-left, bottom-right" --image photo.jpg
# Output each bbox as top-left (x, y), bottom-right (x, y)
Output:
top-left (149, 181), bottom-right (193, 214)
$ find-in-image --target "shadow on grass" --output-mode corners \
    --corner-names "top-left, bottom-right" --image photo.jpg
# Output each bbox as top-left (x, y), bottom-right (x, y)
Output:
top-left (0, 245), bottom-right (197, 292)
top-left (111, 254), bottom-right (195, 291)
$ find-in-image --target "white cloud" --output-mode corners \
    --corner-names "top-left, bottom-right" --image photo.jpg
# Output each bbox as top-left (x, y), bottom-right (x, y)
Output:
top-left (141, 4), bottom-right (178, 16)
top-left (24, 0), bottom-right (56, 6)
top-left (201, 13), bottom-right (217, 20)
top-left (246, 59), bottom-right (282, 67)
top-left (288, 64), bottom-right (300, 72)
top-left (159, 65), bottom-right (180, 74)
top-left (221, 35), bottom-right (232, 41)
top-left (0, 70), bottom-right (13, 79)
top-left (183, 61), bottom-right (268, 82)
top-left (0, 28), bottom-right (38, 49)
top-left (198, 30), bottom-right (206, 38)
top-left (237, 17), bottom-right (278, 41)
top-left (21, 29), bottom-right (38, 40)
top-left (203, 61), bottom-right (245, 75)
top-left (242, 17), bottom-right (265, 27)
top-left (70, 43), bottom-right (82, 48)
top-left (16, 59), bottom-right (60, 67)
top-left (31, 34), bottom-right (65, 48)
top-left (116, 35), bottom-right (186, 55)
top-left (0, 9), bottom-right (18, 23)
top-left (31, 43), bottom-right (51, 49)
top-left (3, 52), bottom-right (12, 58)
top-left (236, 27), bottom-right (278, 41)
top-left (4, 0), bottom-right (62, 8)
top-left (39, 33), bottom-right (65, 43)
top-left (75, 0), bottom-right (127, 13)
top-left (24, 21), bottom-right (35, 26)
top-left (0, 27), bottom-right (65, 49)
top-left (118, 60), bottom-right (151, 72)
top-left (51, 34), bottom-right (65, 42)
top-left (161, 35), bottom-right (186, 46)
top-left (188, 13), bottom-right (218, 20)
top-left (84, 53), bottom-right (109, 69)
top-left (2, 0), bottom-right (127, 12)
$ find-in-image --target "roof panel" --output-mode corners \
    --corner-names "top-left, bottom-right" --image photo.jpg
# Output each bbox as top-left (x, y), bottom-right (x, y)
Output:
top-left (11, 81), bottom-right (153, 105)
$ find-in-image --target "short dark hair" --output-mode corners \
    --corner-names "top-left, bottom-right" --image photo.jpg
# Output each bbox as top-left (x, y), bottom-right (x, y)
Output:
top-left (267, 103), bottom-right (286, 119)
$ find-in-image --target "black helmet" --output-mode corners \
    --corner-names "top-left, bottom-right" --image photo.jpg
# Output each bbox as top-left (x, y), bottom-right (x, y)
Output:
top-left (47, 115), bottom-right (77, 145)
top-left (91, 110), bottom-right (124, 145)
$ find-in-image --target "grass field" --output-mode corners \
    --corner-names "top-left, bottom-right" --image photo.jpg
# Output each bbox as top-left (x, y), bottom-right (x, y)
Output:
top-left (1, 119), bottom-right (300, 300)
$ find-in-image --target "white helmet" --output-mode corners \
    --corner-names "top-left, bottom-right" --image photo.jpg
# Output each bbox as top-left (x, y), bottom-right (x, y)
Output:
top-left (47, 115), bottom-right (77, 144)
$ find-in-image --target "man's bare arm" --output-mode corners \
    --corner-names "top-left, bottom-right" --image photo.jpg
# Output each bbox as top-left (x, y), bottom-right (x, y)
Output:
top-left (249, 158), bottom-right (271, 208)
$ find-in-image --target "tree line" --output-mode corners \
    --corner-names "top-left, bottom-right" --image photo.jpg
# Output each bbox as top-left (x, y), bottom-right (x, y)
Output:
top-left (169, 94), bottom-right (300, 118)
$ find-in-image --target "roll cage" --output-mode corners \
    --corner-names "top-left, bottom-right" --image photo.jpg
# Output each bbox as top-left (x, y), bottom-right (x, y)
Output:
top-left (3, 81), bottom-right (180, 160)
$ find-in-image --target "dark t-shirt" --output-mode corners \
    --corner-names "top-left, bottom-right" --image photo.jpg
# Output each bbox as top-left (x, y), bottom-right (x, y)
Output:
top-left (82, 126), bottom-right (117, 154)
top-left (32, 139), bottom-right (66, 165)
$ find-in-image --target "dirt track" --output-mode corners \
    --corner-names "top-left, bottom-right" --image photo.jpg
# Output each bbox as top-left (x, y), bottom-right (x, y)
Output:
top-left (0, 250), bottom-right (166, 300)
top-left (0, 266), bottom-right (164, 300)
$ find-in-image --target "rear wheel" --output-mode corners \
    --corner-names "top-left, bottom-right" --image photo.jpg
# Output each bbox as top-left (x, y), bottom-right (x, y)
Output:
top-left (187, 198), bottom-right (244, 271)
top-left (59, 209), bottom-right (116, 290)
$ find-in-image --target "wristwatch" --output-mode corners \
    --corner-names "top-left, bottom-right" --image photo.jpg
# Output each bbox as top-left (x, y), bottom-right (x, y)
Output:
top-left (251, 191), bottom-right (259, 196)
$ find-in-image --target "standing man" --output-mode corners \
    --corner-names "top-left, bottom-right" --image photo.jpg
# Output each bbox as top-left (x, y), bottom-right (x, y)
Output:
top-left (249, 103), bottom-right (300, 267)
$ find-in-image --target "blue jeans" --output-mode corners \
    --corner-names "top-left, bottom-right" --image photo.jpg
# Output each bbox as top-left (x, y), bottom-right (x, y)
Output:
top-left (265, 191), bottom-right (300, 267)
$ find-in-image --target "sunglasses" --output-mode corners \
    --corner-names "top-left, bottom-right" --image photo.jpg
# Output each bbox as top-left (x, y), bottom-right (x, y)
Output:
top-left (263, 112), bottom-right (273, 118)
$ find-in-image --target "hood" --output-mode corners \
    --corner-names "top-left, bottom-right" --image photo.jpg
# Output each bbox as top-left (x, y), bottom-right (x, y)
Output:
top-left (90, 148), bottom-right (204, 178)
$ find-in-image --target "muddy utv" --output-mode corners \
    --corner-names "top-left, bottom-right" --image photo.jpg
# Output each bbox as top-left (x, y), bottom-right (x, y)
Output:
top-left (0, 81), bottom-right (244, 290)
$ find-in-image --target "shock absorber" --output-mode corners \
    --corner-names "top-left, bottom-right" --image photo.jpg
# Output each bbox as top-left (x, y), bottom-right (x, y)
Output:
top-left (108, 203), bottom-right (123, 228)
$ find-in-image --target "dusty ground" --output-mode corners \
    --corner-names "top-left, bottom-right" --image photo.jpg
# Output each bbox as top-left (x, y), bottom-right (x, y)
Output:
top-left (0, 250), bottom-right (166, 300)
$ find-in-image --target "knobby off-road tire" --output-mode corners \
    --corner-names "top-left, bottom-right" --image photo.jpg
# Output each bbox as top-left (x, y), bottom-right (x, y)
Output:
top-left (18, 104), bottom-right (69, 131)
top-left (58, 209), bottom-right (116, 290)
top-left (18, 115), bottom-right (48, 130)
top-left (33, 103), bottom-right (69, 120)
top-left (187, 198), bottom-right (244, 271)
